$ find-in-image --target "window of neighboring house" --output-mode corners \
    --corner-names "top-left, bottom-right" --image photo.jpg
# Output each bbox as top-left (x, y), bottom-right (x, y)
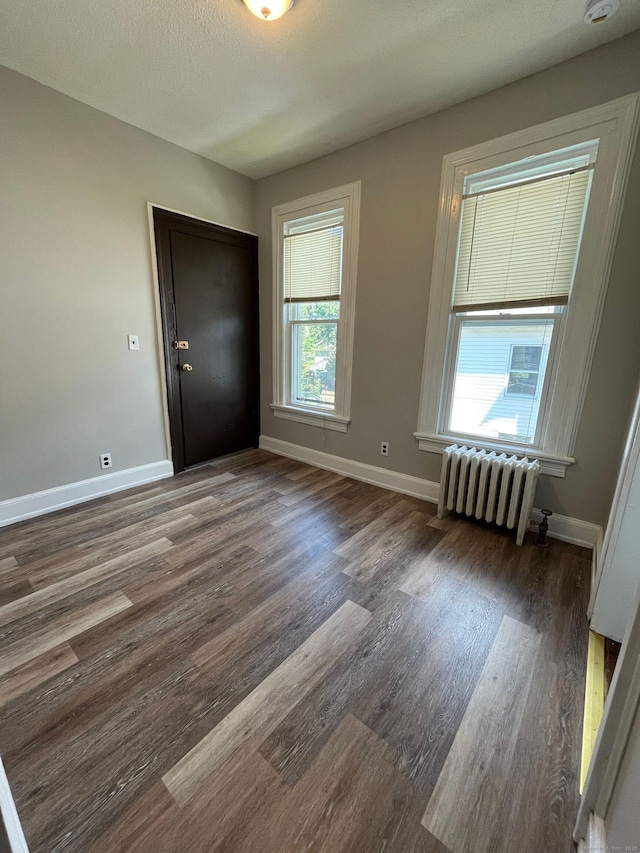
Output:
top-left (506, 345), bottom-right (543, 397)
top-left (271, 183), bottom-right (360, 432)
top-left (415, 95), bottom-right (640, 476)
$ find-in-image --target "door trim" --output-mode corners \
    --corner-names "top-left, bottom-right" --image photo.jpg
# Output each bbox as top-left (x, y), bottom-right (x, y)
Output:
top-left (147, 203), bottom-right (174, 465)
top-left (588, 380), bottom-right (640, 625)
top-left (148, 202), bottom-right (258, 238)
top-left (575, 578), bottom-right (640, 842)
top-left (0, 756), bottom-right (30, 853)
top-left (148, 204), bottom-right (259, 473)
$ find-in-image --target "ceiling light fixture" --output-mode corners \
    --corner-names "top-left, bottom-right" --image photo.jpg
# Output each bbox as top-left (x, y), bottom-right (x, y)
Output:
top-left (242, 0), bottom-right (294, 20)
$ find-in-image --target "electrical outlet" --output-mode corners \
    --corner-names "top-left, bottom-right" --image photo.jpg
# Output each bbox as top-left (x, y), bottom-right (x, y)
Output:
top-left (380, 441), bottom-right (389, 457)
top-left (100, 453), bottom-right (112, 470)
top-left (128, 335), bottom-right (140, 351)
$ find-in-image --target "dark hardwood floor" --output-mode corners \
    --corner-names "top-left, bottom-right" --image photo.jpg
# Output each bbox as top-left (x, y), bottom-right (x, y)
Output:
top-left (0, 450), bottom-right (590, 852)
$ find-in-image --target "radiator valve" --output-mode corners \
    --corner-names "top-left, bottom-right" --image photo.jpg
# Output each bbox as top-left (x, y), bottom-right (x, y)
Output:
top-left (536, 509), bottom-right (553, 547)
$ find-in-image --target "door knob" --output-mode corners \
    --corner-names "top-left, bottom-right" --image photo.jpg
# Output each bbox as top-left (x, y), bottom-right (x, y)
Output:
top-left (181, 363), bottom-right (194, 372)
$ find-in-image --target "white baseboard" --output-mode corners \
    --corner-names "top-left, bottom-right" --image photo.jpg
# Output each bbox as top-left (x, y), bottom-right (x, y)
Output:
top-left (578, 813), bottom-right (606, 853)
top-left (259, 435), bottom-right (601, 549)
top-left (259, 436), bottom-right (440, 503)
top-left (0, 757), bottom-right (29, 853)
top-left (0, 461), bottom-right (174, 528)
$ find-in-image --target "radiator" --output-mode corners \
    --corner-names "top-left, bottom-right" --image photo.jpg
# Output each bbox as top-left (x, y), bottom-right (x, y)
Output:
top-left (437, 444), bottom-right (540, 546)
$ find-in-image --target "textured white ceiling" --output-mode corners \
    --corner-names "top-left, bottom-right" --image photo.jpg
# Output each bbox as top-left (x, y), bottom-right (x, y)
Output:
top-left (1, 0), bottom-right (639, 178)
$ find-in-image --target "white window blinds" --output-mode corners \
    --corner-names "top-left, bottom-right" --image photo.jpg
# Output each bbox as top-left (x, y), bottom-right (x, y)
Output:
top-left (452, 167), bottom-right (592, 312)
top-left (284, 223), bottom-right (343, 302)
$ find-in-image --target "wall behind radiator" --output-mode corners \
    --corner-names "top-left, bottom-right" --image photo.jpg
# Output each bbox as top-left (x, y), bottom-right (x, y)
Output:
top-left (255, 30), bottom-right (640, 528)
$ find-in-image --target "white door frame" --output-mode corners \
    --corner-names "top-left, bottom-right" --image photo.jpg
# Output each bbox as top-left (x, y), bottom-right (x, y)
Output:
top-left (588, 382), bottom-right (640, 622)
top-left (576, 438), bottom-right (640, 844)
top-left (576, 579), bottom-right (640, 841)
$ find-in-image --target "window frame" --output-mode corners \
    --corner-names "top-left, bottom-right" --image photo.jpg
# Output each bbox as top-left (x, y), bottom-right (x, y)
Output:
top-left (415, 94), bottom-right (640, 477)
top-left (271, 182), bottom-right (361, 432)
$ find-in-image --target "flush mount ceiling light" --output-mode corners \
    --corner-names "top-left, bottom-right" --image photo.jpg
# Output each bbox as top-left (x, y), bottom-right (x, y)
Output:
top-left (242, 0), bottom-right (294, 20)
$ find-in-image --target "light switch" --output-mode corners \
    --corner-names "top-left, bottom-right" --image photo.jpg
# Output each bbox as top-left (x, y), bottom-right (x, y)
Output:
top-left (128, 335), bottom-right (140, 351)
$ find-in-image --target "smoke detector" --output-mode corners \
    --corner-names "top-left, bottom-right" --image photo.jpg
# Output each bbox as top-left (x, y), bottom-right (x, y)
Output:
top-left (584, 0), bottom-right (620, 23)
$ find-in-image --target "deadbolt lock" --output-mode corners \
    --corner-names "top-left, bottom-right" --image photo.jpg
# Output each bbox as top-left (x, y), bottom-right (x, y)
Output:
top-left (173, 340), bottom-right (189, 349)
top-left (181, 363), bottom-right (194, 372)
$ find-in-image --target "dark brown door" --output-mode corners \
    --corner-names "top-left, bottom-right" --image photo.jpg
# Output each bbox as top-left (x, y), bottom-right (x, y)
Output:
top-left (153, 209), bottom-right (259, 473)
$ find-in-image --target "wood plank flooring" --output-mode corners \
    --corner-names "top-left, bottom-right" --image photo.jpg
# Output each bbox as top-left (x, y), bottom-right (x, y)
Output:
top-left (0, 450), bottom-right (590, 853)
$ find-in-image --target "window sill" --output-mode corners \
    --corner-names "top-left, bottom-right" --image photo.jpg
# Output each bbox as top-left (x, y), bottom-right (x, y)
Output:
top-left (271, 404), bottom-right (350, 433)
top-left (413, 432), bottom-right (574, 478)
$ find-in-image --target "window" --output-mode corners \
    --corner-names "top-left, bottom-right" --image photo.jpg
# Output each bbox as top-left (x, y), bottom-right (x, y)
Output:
top-left (444, 149), bottom-right (595, 446)
top-left (415, 95), bottom-right (640, 476)
top-left (271, 183), bottom-right (360, 432)
top-left (443, 147), bottom-right (595, 452)
top-left (506, 346), bottom-right (543, 397)
top-left (448, 314), bottom-right (555, 445)
top-left (285, 213), bottom-right (342, 411)
top-left (290, 301), bottom-right (339, 410)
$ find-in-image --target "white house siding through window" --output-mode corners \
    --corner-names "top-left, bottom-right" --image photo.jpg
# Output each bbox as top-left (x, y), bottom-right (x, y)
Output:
top-left (449, 314), bottom-right (555, 444)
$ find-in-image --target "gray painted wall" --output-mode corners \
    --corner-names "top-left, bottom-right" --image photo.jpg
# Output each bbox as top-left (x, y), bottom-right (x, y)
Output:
top-left (255, 29), bottom-right (640, 528)
top-left (3, 31), bottom-right (640, 526)
top-left (0, 66), bottom-right (255, 501)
